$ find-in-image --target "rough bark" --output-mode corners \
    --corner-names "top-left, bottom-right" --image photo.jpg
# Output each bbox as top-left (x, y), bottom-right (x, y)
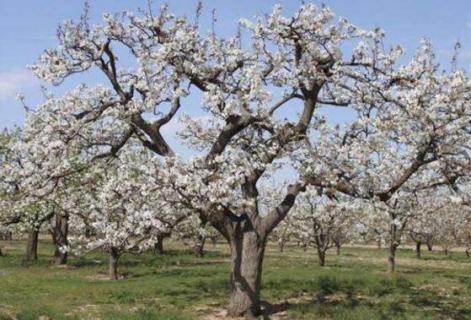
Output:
top-left (52, 214), bottom-right (69, 265)
top-left (226, 222), bottom-right (266, 319)
top-left (154, 235), bottom-right (165, 255)
top-left (25, 229), bottom-right (39, 261)
top-left (388, 243), bottom-right (397, 273)
top-left (317, 247), bottom-right (326, 266)
top-left (109, 247), bottom-right (120, 280)
top-left (415, 241), bottom-right (421, 259)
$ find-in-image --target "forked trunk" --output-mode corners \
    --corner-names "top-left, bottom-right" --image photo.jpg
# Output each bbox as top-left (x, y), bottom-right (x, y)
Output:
top-left (415, 241), bottom-right (421, 259)
top-left (191, 236), bottom-right (206, 257)
top-left (109, 247), bottom-right (120, 280)
top-left (227, 223), bottom-right (266, 318)
top-left (25, 229), bottom-right (39, 261)
top-left (52, 214), bottom-right (69, 265)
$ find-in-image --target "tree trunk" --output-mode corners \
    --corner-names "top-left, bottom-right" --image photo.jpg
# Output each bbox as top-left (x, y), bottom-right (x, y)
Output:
top-left (25, 229), bottom-right (39, 261)
top-left (109, 247), bottom-right (120, 280)
top-left (226, 223), bottom-right (265, 318)
top-left (426, 241), bottom-right (433, 251)
top-left (278, 239), bottom-right (285, 253)
top-left (52, 214), bottom-right (69, 265)
top-left (335, 243), bottom-right (341, 256)
top-left (154, 235), bottom-right (164, 255)
top-left (415, 241), bottom-right (421, 259)
top-left (388, 243), bottom-right (397, 273)
top-left (317, 247), bottom-right (326, 266)
top-left (191, 236), bottom-right (206, 257)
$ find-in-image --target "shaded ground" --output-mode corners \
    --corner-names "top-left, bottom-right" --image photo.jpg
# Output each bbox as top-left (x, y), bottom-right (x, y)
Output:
top-left (1, 239), bottom-right (471, 319)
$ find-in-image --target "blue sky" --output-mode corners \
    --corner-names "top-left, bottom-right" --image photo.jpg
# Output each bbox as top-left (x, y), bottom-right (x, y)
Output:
top-left (1, 0), bottom-right (471, 130)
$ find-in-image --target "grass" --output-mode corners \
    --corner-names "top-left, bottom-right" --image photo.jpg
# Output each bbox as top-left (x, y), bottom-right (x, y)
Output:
top-left (1, 240), bottom-right (471, 319)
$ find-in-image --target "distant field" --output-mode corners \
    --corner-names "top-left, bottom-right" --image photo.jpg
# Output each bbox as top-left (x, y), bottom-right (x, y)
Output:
top-left (1, 240), bottom-right (471, 320)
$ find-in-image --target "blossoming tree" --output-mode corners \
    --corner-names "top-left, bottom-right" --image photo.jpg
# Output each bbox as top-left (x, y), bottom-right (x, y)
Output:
top-left (24, 3), bottom-right (471, 317)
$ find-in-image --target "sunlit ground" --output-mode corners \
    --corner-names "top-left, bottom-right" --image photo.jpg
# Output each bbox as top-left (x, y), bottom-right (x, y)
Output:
top-left (1, 239), bottom-right (471, 319)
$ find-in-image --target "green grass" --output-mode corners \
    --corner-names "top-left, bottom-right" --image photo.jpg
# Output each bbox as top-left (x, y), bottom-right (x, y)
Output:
top-left (1, 240), bottom-right (471, 319)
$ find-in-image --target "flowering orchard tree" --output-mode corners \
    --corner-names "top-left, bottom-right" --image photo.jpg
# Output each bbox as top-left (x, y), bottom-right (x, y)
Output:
top-left (433, 197), bottom-right (470, 256)
top-left (294, 36), bottom-right (471, 272)
top-left (290, 189), bottom-right (358, 266)
top-left (0, 129), bottom-right (59, 261)
top-left (406, 189), bottom-right (453, 258)
top-left (173, 214), bottom-right (220, 257)
top-left (63, 148), bottom-right (188, 280)
top-left (25, 2), bottom-right (471, 316)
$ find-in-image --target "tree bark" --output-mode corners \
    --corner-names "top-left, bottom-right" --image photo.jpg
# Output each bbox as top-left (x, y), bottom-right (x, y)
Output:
top-left (415, 241), bottom-right (421, 259)
top-left (109, 247), bottom-right (120, 280)
top-left (388, 243), bottom-right (397, 273)
top-left (191, 236), bottom-right (206, 257)
top-left (52, 214), bottom-right (69, 265)
top-left (226, 223), bottom-right (266, 318)
top-left (154, 235), bottom-right (165, 255)
top-left (426, 240), bottom-right (433, 251)
top-left (317, 247), bottom-right (326, 266)
top-left (377, 239), bottom-right (382, 250)
top-left (25, 229), bottom-right (39, 261)
top-left (335, 243), bottom-right (341, 256)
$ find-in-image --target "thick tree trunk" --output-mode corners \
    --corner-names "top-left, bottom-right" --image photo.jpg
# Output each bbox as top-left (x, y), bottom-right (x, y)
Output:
top-left (154, 235), bottom-right (165, 255)
top-left (25, 229), bottom-right (39, 261)
top-left (52, 214), bottom-right (69, 265)
top-left (317, 247), bottom-right (326, 266)
top-left (109, 247), bottom-right (120, 280)
top-left (226, 224), bottom-right (266, 318)
top-left (415, 241), bottom-right (421, 259)
top-left (388, 243), bottom-right (397, 273)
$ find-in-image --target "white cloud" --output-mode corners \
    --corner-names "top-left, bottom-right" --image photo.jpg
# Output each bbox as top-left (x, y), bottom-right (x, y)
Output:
top-left (0, 68), bottom-right (39, 101)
